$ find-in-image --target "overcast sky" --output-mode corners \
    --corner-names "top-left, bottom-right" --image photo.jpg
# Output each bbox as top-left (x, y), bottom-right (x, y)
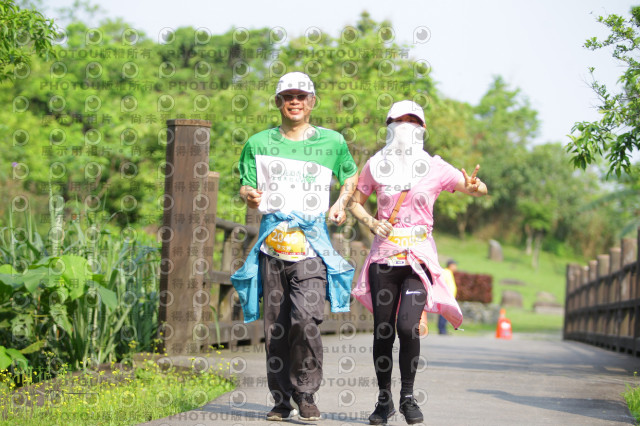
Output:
top-left (43, 0), bottom-right (637, 146)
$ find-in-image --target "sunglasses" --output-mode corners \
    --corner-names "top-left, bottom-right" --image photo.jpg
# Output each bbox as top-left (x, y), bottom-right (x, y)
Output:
top-left (279, 93), bottom-right (310, 102)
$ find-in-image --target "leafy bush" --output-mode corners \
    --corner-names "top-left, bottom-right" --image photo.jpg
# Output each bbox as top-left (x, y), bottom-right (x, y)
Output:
top-left (0, 197), bottom-right (160, 378)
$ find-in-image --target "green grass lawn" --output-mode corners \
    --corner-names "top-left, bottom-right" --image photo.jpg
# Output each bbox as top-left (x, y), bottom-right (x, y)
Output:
top-left (432, 232), bottom-right (585, 335)
top-left (0, 358), bottom-right (235, 426)
top-left (434, 231), bottom-right (584, 309)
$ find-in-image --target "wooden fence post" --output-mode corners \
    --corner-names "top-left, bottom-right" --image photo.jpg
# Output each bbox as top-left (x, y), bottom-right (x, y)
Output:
top-left (596, 254), bottom-right (610, 337)
top-left (564, 264), bottom-right (573, 337)
top-left (609, 248), bottom-right (622, 344)
top-left (588, 260), bottom-right (597, 307)
top-left (564, 228), bottom-right (640, 356)
top-left (199, 171), bottom-right (219, 351)
top-left (218, 224), bottom-right (245, 324)
top-left (609, 248), bottom-right (622, 304)
top-left (620, 238), bottom-right (637, 347)
top-left (580, 266), bottom-right (589, 309)
top-left (580, 266), bottom-right (588, 333)
top-left (621, 238), bottom-right (636, 301)
top-left (158, 119), bottom-right (213, 356)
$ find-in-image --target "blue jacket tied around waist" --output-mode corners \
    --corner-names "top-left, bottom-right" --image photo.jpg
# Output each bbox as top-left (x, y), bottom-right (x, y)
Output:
top-left (230, 211), bottom-right (355, 323)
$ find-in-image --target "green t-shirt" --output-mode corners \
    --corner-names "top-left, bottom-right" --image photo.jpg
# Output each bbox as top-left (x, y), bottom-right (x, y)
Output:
top-left (239, 125), bottom-right (357, 216)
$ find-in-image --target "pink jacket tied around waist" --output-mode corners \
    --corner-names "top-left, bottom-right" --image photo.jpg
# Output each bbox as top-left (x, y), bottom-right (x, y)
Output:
top-left (351, 155), bottom-right (464, 329)
top-left (351, 231), bottom-right (463, 329)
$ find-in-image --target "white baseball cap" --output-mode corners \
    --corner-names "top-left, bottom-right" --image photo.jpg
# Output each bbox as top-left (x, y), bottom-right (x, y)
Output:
top-left (275, 72), bottom-right (315, 95)
top-left (386, 100), bottom-right (425, 125)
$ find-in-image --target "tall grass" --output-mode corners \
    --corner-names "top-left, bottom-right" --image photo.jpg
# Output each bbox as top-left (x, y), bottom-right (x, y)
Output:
top-left (623, 378), bottom-right (640, 423)
top-left (0, 196), bottom-right (161, 377)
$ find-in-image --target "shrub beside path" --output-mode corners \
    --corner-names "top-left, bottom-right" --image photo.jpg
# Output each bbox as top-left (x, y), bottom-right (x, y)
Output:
top-left (141, 332), bottom-right (639, 426)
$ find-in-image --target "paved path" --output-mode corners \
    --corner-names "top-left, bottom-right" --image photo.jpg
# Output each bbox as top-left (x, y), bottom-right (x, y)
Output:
top-left (141, 332), bottom-right (639, 426)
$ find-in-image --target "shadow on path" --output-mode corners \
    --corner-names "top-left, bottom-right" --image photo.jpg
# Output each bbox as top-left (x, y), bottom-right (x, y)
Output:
top-left (469, 389), bottom-right (634, 424)
top-left (141, 334), bottom-right (639, 426)
top-left (426, 337), bottom-right (637, 379)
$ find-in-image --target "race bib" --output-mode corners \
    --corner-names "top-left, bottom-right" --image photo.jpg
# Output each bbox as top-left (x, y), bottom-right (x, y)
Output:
top-left (261, 222), bottom-right (317, 262)
top-left (385, 226), bottom-right (430, 266)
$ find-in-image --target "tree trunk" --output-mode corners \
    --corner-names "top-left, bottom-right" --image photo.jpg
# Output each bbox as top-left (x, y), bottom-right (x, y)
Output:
top-left (532, 231), bottom-right (543, 270)
top-left (524, 223), bottom-right (533, 255)
top-left (457, 212), bottom-right (468, 240)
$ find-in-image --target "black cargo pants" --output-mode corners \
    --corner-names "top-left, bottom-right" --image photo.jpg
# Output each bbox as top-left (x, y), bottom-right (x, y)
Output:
top-left (259, 252), bottom-right (327, 407)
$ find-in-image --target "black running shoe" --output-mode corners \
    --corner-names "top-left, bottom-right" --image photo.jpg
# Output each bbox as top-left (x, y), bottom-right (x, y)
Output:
top-left (369, 400), bottom-right (396, 425)
top-left (399, 396), bottom-right (424, 424)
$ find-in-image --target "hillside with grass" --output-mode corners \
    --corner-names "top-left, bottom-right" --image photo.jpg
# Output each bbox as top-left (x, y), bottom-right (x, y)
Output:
top-left (433, 232), bottom-right (584, 334)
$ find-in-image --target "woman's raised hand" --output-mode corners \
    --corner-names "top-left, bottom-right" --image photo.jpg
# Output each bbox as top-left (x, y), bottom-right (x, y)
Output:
top-left (461, 164), bottom-right (482, 193)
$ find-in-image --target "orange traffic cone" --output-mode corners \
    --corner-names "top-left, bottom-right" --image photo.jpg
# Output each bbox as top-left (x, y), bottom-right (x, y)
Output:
top-left (496, 308), bottom-right (512, 339)
top-left (419, 311), bottom-right (429, 337)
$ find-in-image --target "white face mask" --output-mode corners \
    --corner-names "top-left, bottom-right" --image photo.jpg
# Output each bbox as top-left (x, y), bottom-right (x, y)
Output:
top-left (369, 121), bottom-right (431, 192)
top-left (385, 122), bottom-right (425, 151)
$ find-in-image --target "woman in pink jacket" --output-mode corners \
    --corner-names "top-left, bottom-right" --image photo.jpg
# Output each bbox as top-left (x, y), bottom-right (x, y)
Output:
top-left (349, 100), bottom-right (488, 425)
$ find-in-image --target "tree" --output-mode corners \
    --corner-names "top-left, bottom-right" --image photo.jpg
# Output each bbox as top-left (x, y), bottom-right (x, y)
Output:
top-left (567, 6), bottom-right (640, 177)
top-left (473, 77), bottom-right (539, 208)
top-left (518, 199), bottom-right (554, 269)
top-left (469, 77), bottom-right (539, 236)
top-left (0, 8), bottom-right (628, 257)
top-left (0, 0), bottom-right (58, 81)
top-left (583, 167), bottom-right (640, 238)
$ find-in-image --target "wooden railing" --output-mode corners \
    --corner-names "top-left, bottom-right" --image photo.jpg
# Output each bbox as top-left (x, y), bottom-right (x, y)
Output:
top-left (564, 228), bottom-right (639, 356)
top-left (158, 120), bottom-right (373, 355)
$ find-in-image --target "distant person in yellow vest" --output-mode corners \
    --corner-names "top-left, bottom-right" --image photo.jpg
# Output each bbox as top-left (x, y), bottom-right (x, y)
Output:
top-left (438, 260), bottom-right (458, 335)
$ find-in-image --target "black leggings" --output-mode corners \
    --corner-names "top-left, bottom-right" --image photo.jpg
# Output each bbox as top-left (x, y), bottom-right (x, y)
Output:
top-left (369, 263), bottom-right (431, 394)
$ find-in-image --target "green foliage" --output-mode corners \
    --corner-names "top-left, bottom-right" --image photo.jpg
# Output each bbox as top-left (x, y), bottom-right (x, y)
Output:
top-left (435, 77), bottom-right (617, 258)
top-left (568, 6), bottom-right (640, 177)
top-left (436, 77), bottom-right (539, 240)
top-left (0, 202), bottom-right (160, 375)
top-left (0, 9), bottom-right (629, 259)
top-left (1, 12), bottom-right (442, 227)
top-left (473, 76), bottom-right (539, 209)
top-left (624, 375), bottom-right (640, 423)
top-left (518, 199), bottom-right (554, 232)
top-left (0, 358), bottom-right (235, 425)
top-left (0, 345), bottom-right (27, 370)
top-left (579, 166), bottom-right (640, 240)
top-left (0, 0), bottom-right (58, 82)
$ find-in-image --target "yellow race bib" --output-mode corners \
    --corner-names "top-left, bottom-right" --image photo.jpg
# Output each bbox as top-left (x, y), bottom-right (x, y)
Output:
top-left (386, 226), bottom-right (430, 266)
top-left (263, 222), bottom-right (314, 261)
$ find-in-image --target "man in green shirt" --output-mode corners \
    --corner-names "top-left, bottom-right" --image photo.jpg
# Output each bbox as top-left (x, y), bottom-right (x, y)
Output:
top-left (238, 72), bottom-right (358, 421)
